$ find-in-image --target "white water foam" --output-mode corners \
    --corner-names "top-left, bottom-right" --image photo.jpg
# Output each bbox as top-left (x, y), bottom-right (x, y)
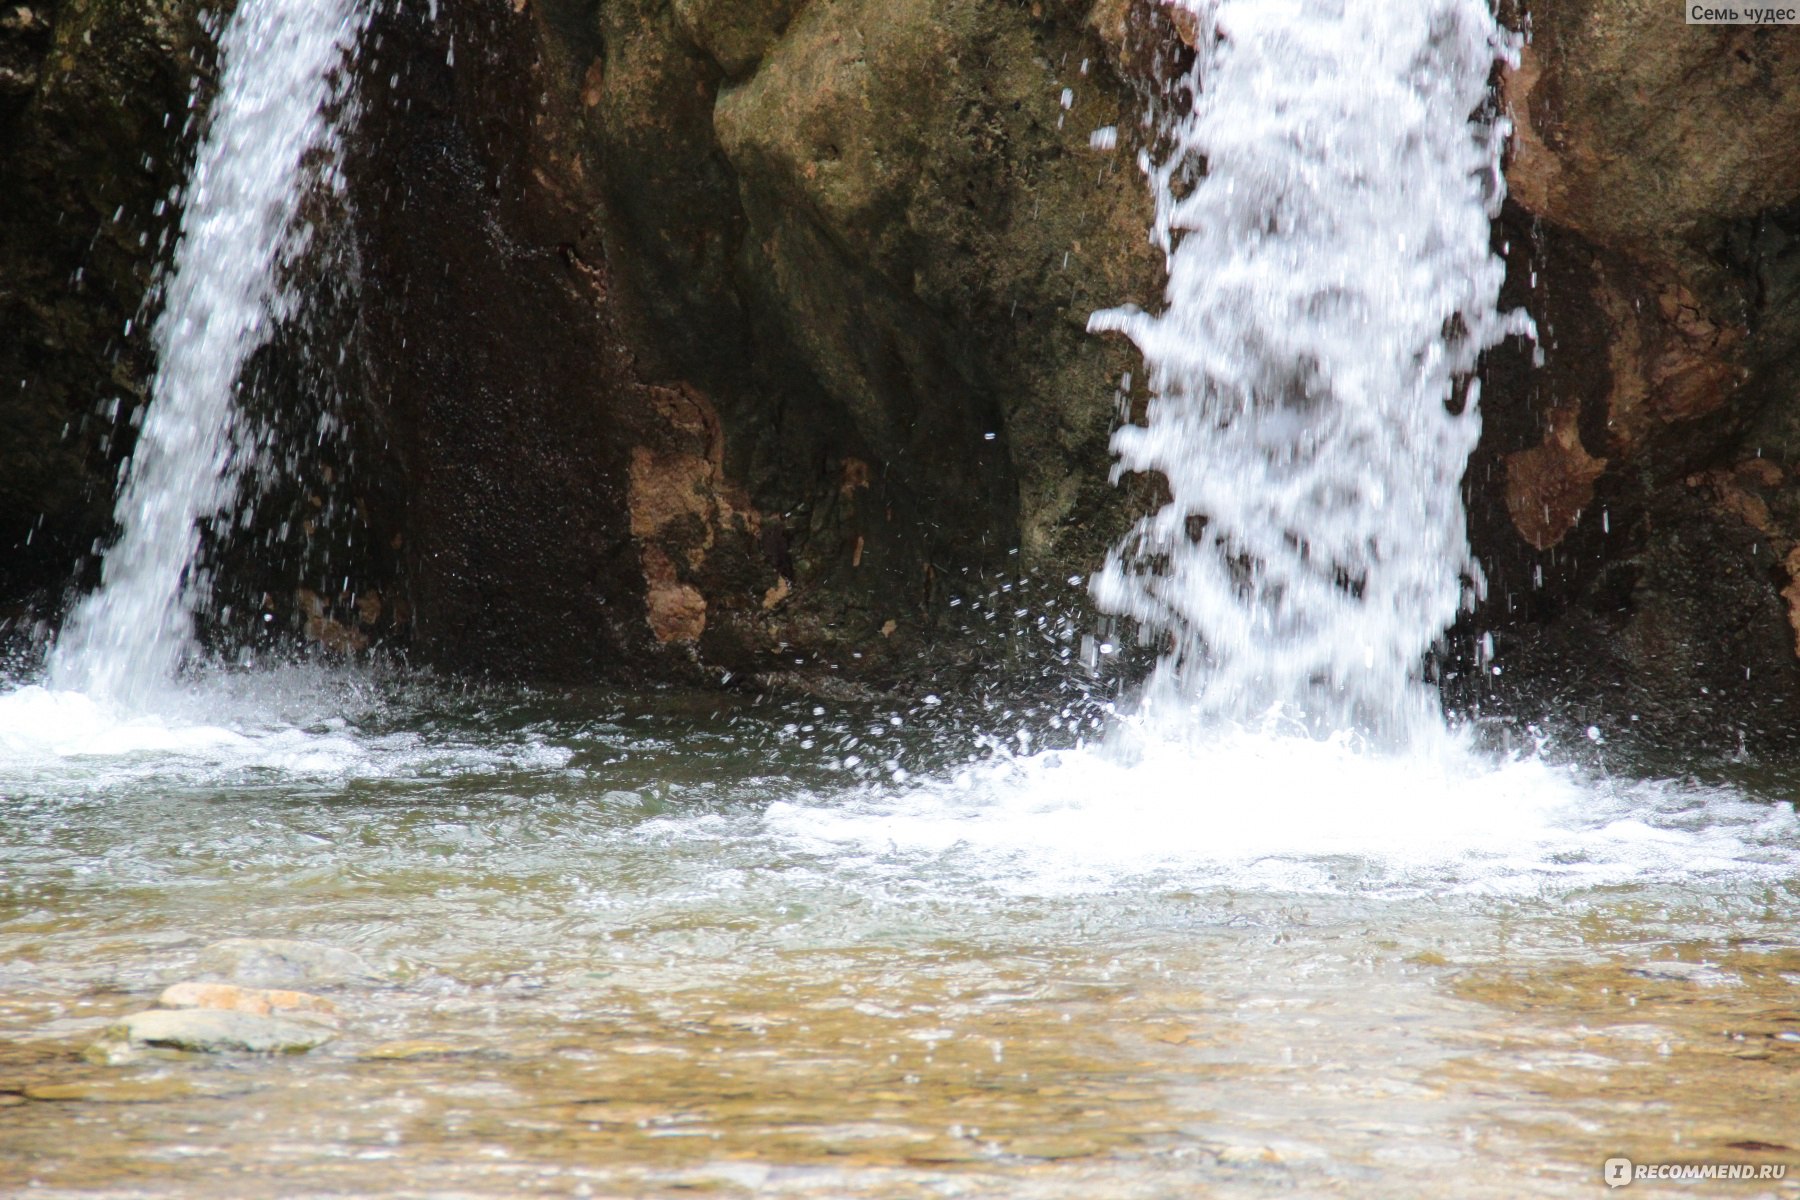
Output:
top-left (764, 727), bottom-right (1800, 897)
top-left (0, 665), bottom-right (376, 779)
top-left (45, 0), bottom-right (369, 706)
top-left (0, 664), bottom-right (573, 787)
top-left (1089, 0), bottom-right (1530, 740)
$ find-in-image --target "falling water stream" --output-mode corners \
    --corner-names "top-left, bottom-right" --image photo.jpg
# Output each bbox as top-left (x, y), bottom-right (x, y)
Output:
top-left (1089, 0), bottom-right (1529, 741)
top-left (1, 0), bottom-right (1798, 1196)
top-left (44, 0), bottom-right (368, 707)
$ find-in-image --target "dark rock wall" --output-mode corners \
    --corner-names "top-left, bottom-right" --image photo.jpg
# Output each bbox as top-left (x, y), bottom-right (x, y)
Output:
top-left (347, 0), bottom-right (1165, 685)
top-left (1455, 4), bottom-right (1800, 749)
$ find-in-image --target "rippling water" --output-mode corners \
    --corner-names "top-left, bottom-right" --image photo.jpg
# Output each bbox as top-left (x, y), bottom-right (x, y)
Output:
top-left (2, 669), bottom-right (1797, 1198)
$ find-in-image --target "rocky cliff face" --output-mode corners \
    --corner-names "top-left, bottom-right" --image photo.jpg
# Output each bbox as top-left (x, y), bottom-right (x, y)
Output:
top-left (335, 0), bottom-right (1800, 742)
top-left (1457, 2), bottom-right (1800, 749)
top-left (346, 0), bottom-right (1169, 688)
top-left (6, 0), bottom-right (1800, 747)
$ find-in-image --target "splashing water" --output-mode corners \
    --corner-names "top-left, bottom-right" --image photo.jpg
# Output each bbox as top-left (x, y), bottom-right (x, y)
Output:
top-left (763, 0), bottom-right (1690, 888)
top-left (1090, 0), bottom-right (1531, 742)
top-left (46, 0), bottom-right (369, 707)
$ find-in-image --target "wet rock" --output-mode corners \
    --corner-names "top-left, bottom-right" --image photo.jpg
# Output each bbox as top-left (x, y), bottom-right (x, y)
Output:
top-left (1502, 409), bottom-right (1607, 552)
top-left (1502, 6), bottom-right (1800, 264)
top-left (670, 0), bottom-right (798, 79)
top-left (157, 981), bottom-right (339, 1024)
top-left (6, 0), bottom-right (1796, 741)
top-left (642, 545), bottom-right (709, 645)
top-left (1625, 961), bottom-right (1733, 985)
top-left (1450, 5), bottom-right (1800, 752)
top-left (341, 0), bottom-right (1800, 747)
top-left (0, 0), bottom-right (407, 654)
top-left (339, 0), bottom-right (1158, 687)
top-left (195, 938), bottom-right (381, 988)
top-left (86, 1009), bottom-right (335, 1061)
top-left (295, 588), bottom-right (370, 655)
top-left (707, 0), bottom-right (1158, 583)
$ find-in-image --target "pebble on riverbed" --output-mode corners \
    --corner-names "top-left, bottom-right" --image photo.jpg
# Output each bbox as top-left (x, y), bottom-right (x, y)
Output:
top-left (158, 981), bottom-right (339, 1025)
top-left (83, 1008), bottom-right (336, 1064)
top-left (195, 938), bottom-right (382, 987)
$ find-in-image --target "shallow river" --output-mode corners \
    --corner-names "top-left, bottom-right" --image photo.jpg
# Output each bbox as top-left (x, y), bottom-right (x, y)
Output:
top-left (1, 667), bottom-right (1797, 1198)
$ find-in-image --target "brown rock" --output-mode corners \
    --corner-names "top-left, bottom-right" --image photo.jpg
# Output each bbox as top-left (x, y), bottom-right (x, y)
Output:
top-left (642, 544), bottom-right (707, 643)
top-left (305, 613), bottom-right (369, 655)
top-left (1499, 45), bottom-right (1558, 221)
top-left (356, 589), bottom-right (383, 625)
top-left (1593, 270), bottom-right (1743, 458)
top-left (1693, 462), bottom-right (1782, 539)
top-left (670, 0), bottom-right (799, 78)
top-left (1781, 547), bottom-right (1800, 660)
top-left (1503, 410), bottom-right (1607, 550)
top-left (1503, 11), bottom-right (1800, 259)
top-left (196, 937), bottom-right (381, 987)
top-left (157, 981), bottom-right (338, 1024)
top-left (86, 1009), bottom-right (334, 1060)
top-left (628, 447), bottom-right (717, 543)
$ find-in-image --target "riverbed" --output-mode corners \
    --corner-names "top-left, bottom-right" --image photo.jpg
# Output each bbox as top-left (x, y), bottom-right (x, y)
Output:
top-left (1, 667), bottom-right (1796, 1197)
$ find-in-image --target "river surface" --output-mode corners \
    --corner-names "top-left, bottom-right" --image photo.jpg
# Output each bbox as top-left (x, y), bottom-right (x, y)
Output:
top-left (1, 667), bottom-right (1797, 1198)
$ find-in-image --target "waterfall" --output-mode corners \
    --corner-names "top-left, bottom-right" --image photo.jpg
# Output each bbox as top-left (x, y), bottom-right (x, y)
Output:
top-left (46, 0), bottom-right (369, 705)
top-left (1091, 0), bottom-right (1530, 744)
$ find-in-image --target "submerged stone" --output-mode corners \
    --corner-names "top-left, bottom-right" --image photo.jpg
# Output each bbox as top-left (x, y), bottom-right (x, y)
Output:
top-left (1625, 961), bottom-right (1733, 984)
top-left (158, 981), bottom-right (339, 1023)
top-left (88, 1009), bottom-right (336, 1060)
top-left (196, 938), bottom-right (381, 988)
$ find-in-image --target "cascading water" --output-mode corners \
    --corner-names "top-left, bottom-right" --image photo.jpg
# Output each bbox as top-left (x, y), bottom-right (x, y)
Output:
top-left (1090, 0), bottom-right (1532, 744)
top-left (762, 0), bottom-right (1612, 888)
top-left (45, 0), bottom-right (369, 707)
